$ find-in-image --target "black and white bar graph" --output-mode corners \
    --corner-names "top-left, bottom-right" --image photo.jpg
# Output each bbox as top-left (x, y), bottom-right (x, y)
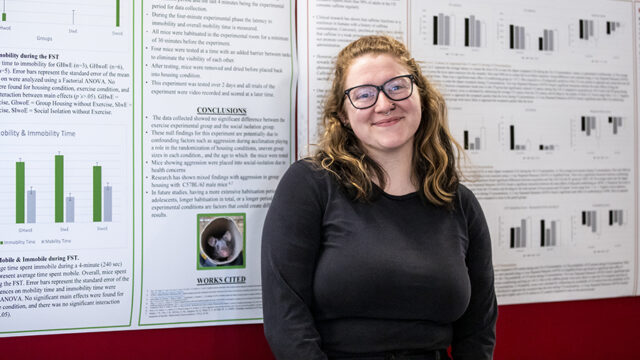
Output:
top-left (608, 116), bottom-right (622, 134)
top-left (540, 219), bottom-right (558, 247)
top-left (581, 116), bottom-right (597, 136)
top-left (609, 209), bottom-right (623, 226)
top-left (538, 29), bottom-right (555, 51)
top-left (464, 15), bottom-right (482, 47)
top-left (582, 210), bottom-right (597, 233)
top-left (509, 24), bottom-right (525, 49)
top-left (510, 219), bottom-right (528, 249)
top-left (606, 21), bottom-right (620, 35)
top-left (579, 19), bottom-right (595, 40)
top-left (433, 13), bottom-right (452, 46)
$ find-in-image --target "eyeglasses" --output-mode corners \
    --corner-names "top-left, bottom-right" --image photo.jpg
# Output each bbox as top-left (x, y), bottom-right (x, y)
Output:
top-left (344, 74), bottom-right (415, 110)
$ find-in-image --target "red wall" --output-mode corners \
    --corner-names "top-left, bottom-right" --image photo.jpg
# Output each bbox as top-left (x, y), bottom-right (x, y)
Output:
top-left (3, 296), bottom-right (640, 359)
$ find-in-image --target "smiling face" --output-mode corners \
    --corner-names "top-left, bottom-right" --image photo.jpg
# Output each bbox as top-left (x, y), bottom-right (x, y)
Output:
top-left (342, 53), bottom-right (422, 161)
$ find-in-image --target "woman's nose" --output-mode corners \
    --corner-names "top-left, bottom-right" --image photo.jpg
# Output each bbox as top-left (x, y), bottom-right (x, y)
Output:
top-left (374, 91), bottom-right (395, 113)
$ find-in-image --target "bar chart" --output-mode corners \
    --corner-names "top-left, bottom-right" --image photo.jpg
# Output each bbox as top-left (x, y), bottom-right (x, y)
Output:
top-left (572, 208), bottom-right (627, 242)
top-left (0, 0), bottom-right (122, 27)
top-left (13, 155), bottom-right (116, 225)
top-left (464, 15), bottom-right (485, 48)
top-left (508, 218), bottom-right (530, 249)
top-left (433, 13), bottom-right (455, 46)
top-left (537, 29), bottom-right (557, 51)
top-left (463, 129), bottom-right (487, 151)
top-left (501, 123), bottom-right (558, 152)
top-left (539, 219), bottom-right (560, 247)
top-left (509, 24), bottom-right (527, 50)
top-left (570, 114), bottom-right (627, 152)
top-left (579, 19), bottom-right (596, 40)
top-left (569, 17), bottom-right (627, 52)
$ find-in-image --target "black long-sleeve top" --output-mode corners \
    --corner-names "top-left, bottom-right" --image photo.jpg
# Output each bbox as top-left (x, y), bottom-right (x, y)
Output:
top-left (261, 160), bottom-right (497, 359)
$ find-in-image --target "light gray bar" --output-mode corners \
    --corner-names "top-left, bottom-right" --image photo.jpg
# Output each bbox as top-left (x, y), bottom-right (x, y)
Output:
top-left (438, 13), bottom-right (444, 45)
top-left (549, 30), bottom-right (554, 51)
top-left (591, 211), bottom-right (596, 233)
top-left (589, 20), bottom-right (594, 37)
top-left (469, 15), bottom-right (475, 47)
top-left (585, 21), bottom-right (590, 40)
top-left (444, 15), bottom-right (450, 46)
top-left (476, 21), bottom-right (481, 47)
top-left (475, 137), bottom-right (480, 150)
top-left (519, 26), bottom-right (525, 49)
top-left (545, 228), bottom-right (551, 247)
top-left (104, 185), bottom-right (113, 222)
top-left (521, 219), bottom-right (527, 247)
top-left (591, 116), bottom-right (596, 129)
top-left (612, 209), bottom-right (617, 225)
top-left (469, 143), bottom-right (474, 150)
top-left (618, 210), bottom-right (623, 225)
top-left (515, 227), bottom-right (521, 248)
top-left (549, 145), bottom-right (554, 150)
top-left (27, 189), bottom-right (36, 223)
top-left (551, 221), bottom-right (557, 246)
top-left (544, 30), bottom-right (549, 51)
top-left (66, 196), bottom-right (74, 223)
top-left (586, 122), bottom-right (591, 136)
top-left (586, 210), bottom-right (591, 226)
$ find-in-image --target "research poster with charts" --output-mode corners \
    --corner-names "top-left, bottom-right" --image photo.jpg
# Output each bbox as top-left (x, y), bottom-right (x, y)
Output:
top-left (139, 0), bottom-right (296, 326)
top-left (0, 0), bottom-right (135, 333)
top-left (299, 0), bottom-right (638, 305)
top-left (0, 0), bottom-right (296, 337)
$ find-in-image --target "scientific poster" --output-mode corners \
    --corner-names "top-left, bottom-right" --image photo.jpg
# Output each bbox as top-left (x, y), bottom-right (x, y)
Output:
top-left (139, 0), bottom-right (296, 326)
top-left (298, 0), bottom-right (637, 304)
top-left (0, 0), bottom-right (135, 333)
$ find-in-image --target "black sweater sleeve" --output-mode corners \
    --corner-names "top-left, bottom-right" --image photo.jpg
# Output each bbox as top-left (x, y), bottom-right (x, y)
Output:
top-left (451, 185), bottom-right (498, 359)
top-left (261, 161), bottom-right (328, 360)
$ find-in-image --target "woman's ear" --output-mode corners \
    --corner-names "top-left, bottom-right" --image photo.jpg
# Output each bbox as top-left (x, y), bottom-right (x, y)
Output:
top-left (337, 111), bottom-right (350, 128)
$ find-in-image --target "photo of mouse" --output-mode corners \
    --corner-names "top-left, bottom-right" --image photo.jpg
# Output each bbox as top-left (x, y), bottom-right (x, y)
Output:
top-left (207, 230), bottom-right (234, 261)
top-left (198, 215), bottom-right (245, 268)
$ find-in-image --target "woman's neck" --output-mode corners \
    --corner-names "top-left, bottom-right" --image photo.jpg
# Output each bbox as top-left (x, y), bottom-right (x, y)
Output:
top-left (368, 147), bottom-right (417, 196)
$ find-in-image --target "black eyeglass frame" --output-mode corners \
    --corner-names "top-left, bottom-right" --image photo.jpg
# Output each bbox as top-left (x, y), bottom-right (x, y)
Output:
top-left (344, 74), bottom-right (415, 110)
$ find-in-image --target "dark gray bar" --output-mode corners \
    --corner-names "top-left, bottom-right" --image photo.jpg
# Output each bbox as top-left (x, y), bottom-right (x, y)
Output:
top-left (469, 15), bottom-right (475, 47)
top-left (475, 137), bottom-right (480, 150)
top-left (438, 13), bottom-right (444, 45)
top-left (519, 26), bottom-right (525, 49)
top-left (591, 211), bottom-right (596, 233)
top-left (551, 221), bottom-right (557, 246)
top-left (515, 227), bottom-right (521, 248)
top-left (476, 21), bottom-right (481, 47)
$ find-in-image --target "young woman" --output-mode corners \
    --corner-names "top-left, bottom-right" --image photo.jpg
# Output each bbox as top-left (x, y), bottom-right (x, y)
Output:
top-left (262, 35), bottom-right (497, 360)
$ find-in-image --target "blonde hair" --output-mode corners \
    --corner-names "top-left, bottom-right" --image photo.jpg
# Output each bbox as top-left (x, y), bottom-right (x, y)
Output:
top-left (312, 35), bottom-right (463, 206)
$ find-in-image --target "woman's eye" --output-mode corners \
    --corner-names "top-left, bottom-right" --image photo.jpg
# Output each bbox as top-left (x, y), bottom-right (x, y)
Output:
top-left (354, 89), bottom-right (375, 100)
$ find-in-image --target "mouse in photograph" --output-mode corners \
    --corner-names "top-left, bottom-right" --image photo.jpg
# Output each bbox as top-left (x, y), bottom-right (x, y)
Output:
top-left (208, 231), bottom-right (234, 261)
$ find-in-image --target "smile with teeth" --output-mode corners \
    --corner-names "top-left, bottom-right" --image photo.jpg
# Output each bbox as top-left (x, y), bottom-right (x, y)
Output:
top-left (372, 116), bottom-right (402, 127)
